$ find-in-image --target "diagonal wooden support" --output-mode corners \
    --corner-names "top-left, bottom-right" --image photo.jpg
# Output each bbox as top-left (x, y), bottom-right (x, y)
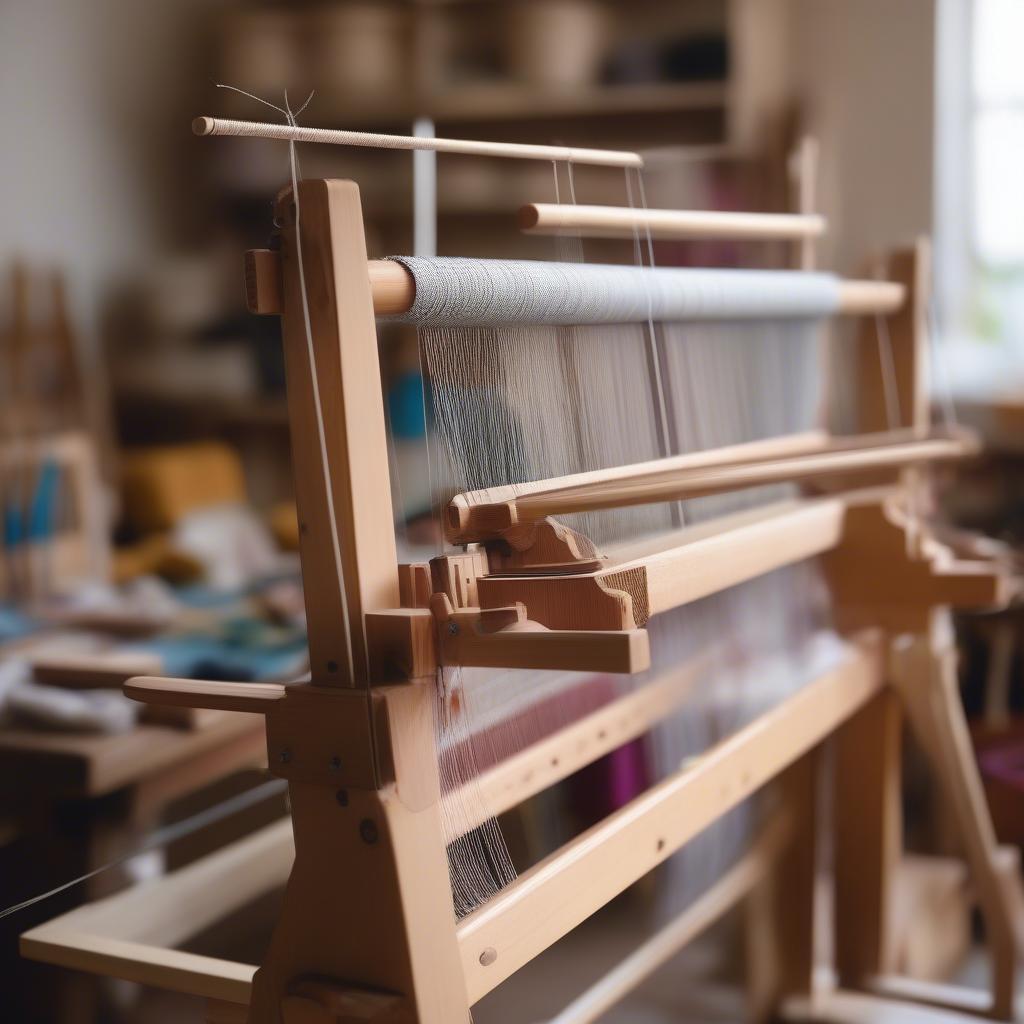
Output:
top-left (890, 614), bottom-right (1024, 1021)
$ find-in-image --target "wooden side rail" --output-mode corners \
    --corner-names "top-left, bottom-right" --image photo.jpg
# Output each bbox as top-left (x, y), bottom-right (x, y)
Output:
top-left (456, 633), bottom-right (884, 1003)
top-left (546, 810), bottom-right (795, 1024)
top-left (479, 496), bottom-right (850, 630)
top-left (448, 430), bottom-right (977, 544)
top-left (21, 819), bottom-right (294, 1005)
top-left (443, 656), bottom-right (706, 839)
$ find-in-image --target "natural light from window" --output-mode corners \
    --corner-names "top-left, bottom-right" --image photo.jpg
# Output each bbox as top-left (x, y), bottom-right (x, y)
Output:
top-left (971, 0), bottom-right (1024, 349)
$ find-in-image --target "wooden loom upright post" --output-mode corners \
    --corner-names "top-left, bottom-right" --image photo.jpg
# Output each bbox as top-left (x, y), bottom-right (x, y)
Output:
top-left (833, 238), bottom-right (1022, 1017)
top-left (248, 180), bottom-right (469, 1024)
top-left (829, 240), bottom-right (929, 992)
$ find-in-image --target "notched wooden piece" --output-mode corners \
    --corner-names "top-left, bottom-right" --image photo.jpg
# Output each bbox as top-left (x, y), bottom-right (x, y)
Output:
top-left (397, 563), bottom-right (431, 608)
top-left (486, 518), bottom-right (606, 575)
top-left (826, 496), bottom-right (1019, 631)
top-left (429, 593), bottom-right (649, 673)
top-left (429, 549), bottom-right (489, 608)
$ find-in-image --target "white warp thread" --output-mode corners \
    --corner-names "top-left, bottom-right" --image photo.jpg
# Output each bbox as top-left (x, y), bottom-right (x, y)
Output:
top-left (386, 257), bottom-right (841, 328)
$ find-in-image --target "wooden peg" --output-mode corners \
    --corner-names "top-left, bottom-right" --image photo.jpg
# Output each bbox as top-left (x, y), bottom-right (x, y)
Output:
top-left (244, 249), bottom-right (282, 315)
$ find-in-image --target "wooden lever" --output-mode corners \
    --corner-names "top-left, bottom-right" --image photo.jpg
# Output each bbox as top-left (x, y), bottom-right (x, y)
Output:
top-left (124, 676), bottom-right (288, 714)
top-left (429, 594), bottom-right (650, 674)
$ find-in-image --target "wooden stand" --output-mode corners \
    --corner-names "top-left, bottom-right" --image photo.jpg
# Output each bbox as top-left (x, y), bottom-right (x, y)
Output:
top-left (20, 186), bottom-right (1024, 1024)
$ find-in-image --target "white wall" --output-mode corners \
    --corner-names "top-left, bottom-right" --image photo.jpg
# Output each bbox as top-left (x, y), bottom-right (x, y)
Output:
top-left (0, 0), bottom-right (222, 342)
top-left (791, 0), bottom-right (937, 273)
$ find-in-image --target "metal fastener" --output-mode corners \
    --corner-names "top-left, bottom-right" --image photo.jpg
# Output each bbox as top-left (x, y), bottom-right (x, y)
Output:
top-left (359, 818), bottom-right (379, 844)
top-left (479, 948), bottom-right (497, 967)
top-left (279, 749), bottom-right (292, 764)
top-left (447, 622), bottom-right (459, 636)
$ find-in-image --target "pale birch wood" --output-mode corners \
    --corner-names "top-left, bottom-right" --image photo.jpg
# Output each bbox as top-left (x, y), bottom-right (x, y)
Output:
top-left (480, 496), bottom-right (852, 631)
top-left (833, 690), bottom-right (903, 985)
top-left (194, 117), bottom-right (644, 169)
top-left (456, 634), bottom-right (884, 1004)
top-left (518, 203), bottom-right (827, 241)
top-left (452, 432), bottom-right (975, 542)
top-left (891, 613), bottom-right (1024, 1020)
top-left (22, 819), bottom-right (292, 1002)
top-left (546, 812), bottom-right (794, 1024)
top-left (124, 676), bottom-right (287, 714)
top-left (275, 180), bottom-right (400, 687)
top-left (782, 988), bottom-right (994, 1023)
top-left (442, 656), bottom-right (705, 838)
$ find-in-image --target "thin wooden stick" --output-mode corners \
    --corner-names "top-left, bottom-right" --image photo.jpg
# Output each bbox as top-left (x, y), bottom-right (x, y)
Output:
top-left (451, 431), bottom-right (977, 542)
top-left (546, 813), bottom-right (793, 1024)
top-left (519, 203), bottom-right (827, 241)
top-left (193, 117), bottom-right (644, 169)
top-left (456, 633), bottom-right (883, 1004)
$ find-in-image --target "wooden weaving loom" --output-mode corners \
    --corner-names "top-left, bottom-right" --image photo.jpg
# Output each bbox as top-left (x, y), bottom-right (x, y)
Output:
top-left (21, 122), bottom-right (1024, 1024)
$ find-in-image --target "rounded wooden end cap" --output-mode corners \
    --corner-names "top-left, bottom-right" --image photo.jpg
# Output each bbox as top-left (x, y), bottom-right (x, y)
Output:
top-left (517, 204), bottom-right (541, 231)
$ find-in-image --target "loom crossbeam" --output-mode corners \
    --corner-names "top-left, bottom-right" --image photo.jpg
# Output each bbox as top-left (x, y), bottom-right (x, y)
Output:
top-left (447, 429), bottom-right (979, 546)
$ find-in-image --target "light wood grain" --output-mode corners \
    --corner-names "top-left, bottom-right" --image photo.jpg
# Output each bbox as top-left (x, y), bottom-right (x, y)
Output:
top-left (456, 634), bottom-right (883, 1004)
top-left (275, 180), bottom-right (400, 686)
top-left (22, 818), bottom-right (293, 1003)
top-left (547, 812), bottom-right (794, 1024)
top-left (194, 116), bottom-right (644, 168)
top-left (519, 203), bottom-right (827, 241)
top-left (124, 676), bottom-right (288, 714)
top-left (480, 495), bottom-right (851, 631)
top-left (443, 656), bottom-right (705, 838)
top-left (451, 431), bottom-right (975, 542)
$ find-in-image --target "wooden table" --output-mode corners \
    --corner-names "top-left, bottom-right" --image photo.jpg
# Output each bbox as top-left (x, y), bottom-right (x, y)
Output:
top-left (0, 711), bottom-right (269, 1022)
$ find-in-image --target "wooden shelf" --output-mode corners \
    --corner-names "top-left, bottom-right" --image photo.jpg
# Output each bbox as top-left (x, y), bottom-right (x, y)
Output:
top-left (307, 80), bottom-right (727, 131)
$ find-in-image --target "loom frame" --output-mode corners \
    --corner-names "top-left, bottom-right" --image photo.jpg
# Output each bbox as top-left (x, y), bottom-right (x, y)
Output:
top-left (22, 179), bottom-right (1024, 1024)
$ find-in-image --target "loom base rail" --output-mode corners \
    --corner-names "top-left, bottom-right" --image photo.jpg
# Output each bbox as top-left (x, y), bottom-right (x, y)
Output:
top-left (22, 634), bottom-right (1022, 1023)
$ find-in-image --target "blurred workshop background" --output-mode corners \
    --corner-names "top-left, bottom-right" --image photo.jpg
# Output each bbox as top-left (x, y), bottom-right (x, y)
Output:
top-left (3, 1), bottom-right (1024, 1021)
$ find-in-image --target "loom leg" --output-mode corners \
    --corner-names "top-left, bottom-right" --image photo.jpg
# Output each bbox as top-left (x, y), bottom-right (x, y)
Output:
top-left (892, 611), bottom-right (1024, 1021)
top-left (247, 688), bottom-right (468, 1024)
top-left (832, 689), bottom-right (903, 988)
top-left (745, 748), bottom-right (820, 1022)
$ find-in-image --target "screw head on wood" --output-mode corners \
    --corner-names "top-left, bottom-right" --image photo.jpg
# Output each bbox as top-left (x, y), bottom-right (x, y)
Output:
top-left (335, 789), bottom-right (349, 807)
top-left (279, 749), bottom-right (292, 764)
top-left (359, 818), bottom-right (379, 844)
top-left (479, 947), bottom-right (497, 967)
top-left (329, 756), bottom-right (342, 771)
top-left (447, 622), bottom-right (459, 636)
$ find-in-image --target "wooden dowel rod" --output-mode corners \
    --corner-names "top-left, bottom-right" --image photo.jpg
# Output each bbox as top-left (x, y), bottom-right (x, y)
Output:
top-left (520, 203), bottom-right (827, 241)
top-left (452, 432), bottom-right (976, 540)
top-left (193, 117), bottom-right (644, 169)
top-left (456, 634), bottom-right (883, 1004)
top-left (839, 279), bottom-right (906, 316)
top-left (546, 814), bottom-right (792, 1024)
top-left (448, 428), bottom-right (906, 539)
top-left (517, 435), bottom-right (974, 520)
